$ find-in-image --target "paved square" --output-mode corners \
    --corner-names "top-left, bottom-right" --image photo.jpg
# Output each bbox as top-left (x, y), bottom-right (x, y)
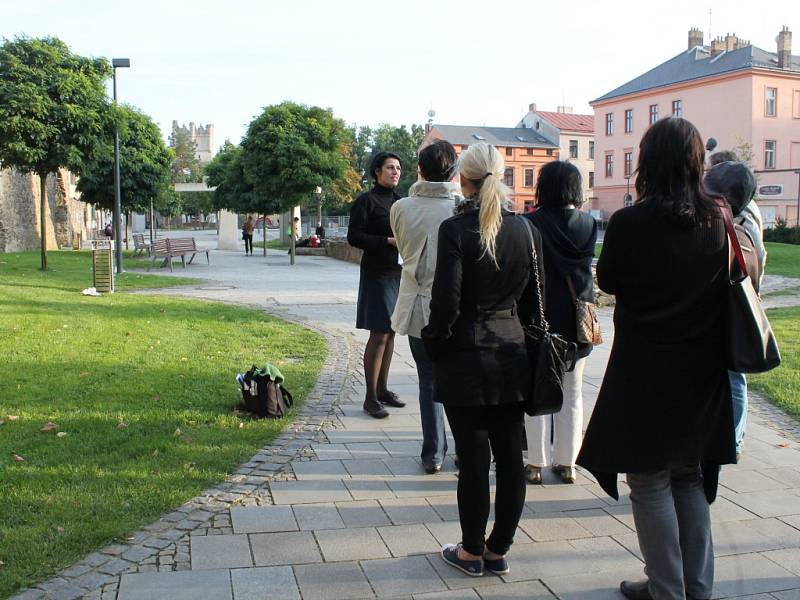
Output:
top-left (360, 555), bottom-right (448, 597)
top-left (118, 570), bottom-right (232, 600)
top-left (250, 531), bottom-right (322, 566)
top-left (190, 534), bottom-right (252, 570)
top-left (293, 562), bottom-right (373, 600)
top-left (230, 566), bottom-right (300, 600)
top-left (230, 505), bottom-right (297, 534)
top-left (315, 526), bottom-right (391, 561)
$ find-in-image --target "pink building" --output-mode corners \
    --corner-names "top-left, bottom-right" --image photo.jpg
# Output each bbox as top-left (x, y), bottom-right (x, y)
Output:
top-left (591, 27), bottom-right (800, 225)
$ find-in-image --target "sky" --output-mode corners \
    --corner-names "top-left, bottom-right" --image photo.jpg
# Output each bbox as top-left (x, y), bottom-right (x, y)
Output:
top-left (2, 0), bottom-right (797, 152)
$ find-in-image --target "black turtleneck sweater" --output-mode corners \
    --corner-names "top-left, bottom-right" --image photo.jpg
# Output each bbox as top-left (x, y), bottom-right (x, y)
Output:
top-left (347, 185), bottom-right (401, 275)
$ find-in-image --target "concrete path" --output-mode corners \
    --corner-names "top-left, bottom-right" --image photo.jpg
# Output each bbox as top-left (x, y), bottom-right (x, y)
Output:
top-left (15, 246), bottom-right (800, 600)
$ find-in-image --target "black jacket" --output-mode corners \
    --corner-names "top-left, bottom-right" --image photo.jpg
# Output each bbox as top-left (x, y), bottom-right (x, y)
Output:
top-left (422, 210), bottom-right (545, 407)
top-left (576, 202), bottom-right (735, 503)
top-left (347, 185), bottom-right (401, 275)
top-left (526, 207), bottom-right (597, 359)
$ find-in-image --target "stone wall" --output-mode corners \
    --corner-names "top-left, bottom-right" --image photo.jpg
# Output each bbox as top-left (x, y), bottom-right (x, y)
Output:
top-left (323, 237), bottom-right (362, 264)
top-left (0, 167), bottom-right (90, 252)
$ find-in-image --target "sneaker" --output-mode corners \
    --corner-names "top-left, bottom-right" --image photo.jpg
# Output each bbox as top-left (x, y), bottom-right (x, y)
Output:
top-left (363, 398), bottom-right (389, 419)
top-left (483, 554), bottom-right (509, 575)
top-left (378, 390), bottom-right (406, 407)
top-left (552, 464), bottom-right (576, 484)
top-left (441, 544), bottom-right (484, 577)
top-left (525, 465), bottom-right (542, 485)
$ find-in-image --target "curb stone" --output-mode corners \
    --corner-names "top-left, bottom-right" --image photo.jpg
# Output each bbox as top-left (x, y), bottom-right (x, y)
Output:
top-left (10, 304), bottom-right (361, 600)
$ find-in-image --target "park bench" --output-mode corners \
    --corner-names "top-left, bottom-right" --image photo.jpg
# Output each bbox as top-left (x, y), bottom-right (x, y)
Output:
top-left (148, 237), bottom-right (210, 271)
top-left (132, 233), bottom-right (152, 256)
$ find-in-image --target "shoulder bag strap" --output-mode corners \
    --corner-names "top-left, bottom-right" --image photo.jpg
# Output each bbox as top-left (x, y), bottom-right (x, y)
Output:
top-left (519, 216), bottom-right (549, 332)
top-left (716, 199), bottom-right (747, 281)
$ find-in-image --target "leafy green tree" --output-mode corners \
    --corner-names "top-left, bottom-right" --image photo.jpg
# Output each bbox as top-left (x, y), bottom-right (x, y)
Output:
top-left (169, 127), bottom-right (203, 183)
top-left (0, 36), bottom-right (111, 269)
top-left (204, 141), bottom-right (256, 214)
top-left (77, 105), bottom-right (175, 215)
top-left (350, 123), bottom-right (425, 197)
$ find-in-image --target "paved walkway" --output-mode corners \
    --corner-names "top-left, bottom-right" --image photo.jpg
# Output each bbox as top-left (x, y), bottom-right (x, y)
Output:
top-left (14, 245), bottom-right (800, 600)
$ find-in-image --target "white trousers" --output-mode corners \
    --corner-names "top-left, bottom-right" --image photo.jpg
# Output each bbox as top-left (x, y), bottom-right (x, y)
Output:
top-left (524, 357), bottom-right (586, 467)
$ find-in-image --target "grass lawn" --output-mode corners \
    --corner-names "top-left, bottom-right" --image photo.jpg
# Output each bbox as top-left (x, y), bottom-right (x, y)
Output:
top-left (764, 243), bottom-right (800, 279)
top-left (750, 307), bottom-right (800, 420)
top-left (253, 238), bottom-right (289, 250)
top-left (0, 251), bottom-right (326, 597)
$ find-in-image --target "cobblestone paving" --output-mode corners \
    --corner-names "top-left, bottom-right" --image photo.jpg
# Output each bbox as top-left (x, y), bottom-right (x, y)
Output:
top-left (12, 249), bottom-right (800, 599)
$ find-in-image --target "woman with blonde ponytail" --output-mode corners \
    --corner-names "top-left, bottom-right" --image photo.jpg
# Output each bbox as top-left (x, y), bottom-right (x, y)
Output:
top-left (422, 142), bottom-right (545, 577)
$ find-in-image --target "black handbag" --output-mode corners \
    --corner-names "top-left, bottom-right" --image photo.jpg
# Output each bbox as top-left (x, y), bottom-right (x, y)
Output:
top-left (719, 204), bottom-right (780, 373)
top-left (520, 218), bottom-right (577, 416)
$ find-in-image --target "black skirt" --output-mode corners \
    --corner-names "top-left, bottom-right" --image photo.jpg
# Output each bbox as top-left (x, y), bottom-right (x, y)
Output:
top-left (356, 272), bottom-right (400, 332)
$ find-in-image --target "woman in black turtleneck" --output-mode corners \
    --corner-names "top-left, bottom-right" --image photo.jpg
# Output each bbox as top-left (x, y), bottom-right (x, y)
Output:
top-left (347, 152), bottom-right (407, 419)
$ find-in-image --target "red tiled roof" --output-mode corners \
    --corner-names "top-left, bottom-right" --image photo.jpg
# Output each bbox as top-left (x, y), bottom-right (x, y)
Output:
top-left (535, 111), bottom-right (594, 133)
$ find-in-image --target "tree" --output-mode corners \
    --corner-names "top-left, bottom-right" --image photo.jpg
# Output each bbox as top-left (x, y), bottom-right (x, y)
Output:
top-left (169, 127), bottom-right (203, 183)
top-left (77, 104), bottom-right (175, 215)
top-left (352, 123), bottom-right (425, 197)
top-left (0, 36), bottom-right (111, 269)
top-left (204, 141), bottom-right (256, 214)
top-left (240, 102), bottom-right (352, 260)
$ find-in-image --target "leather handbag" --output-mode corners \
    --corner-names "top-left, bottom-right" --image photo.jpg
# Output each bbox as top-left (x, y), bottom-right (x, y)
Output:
top-left (566, 274), bottom-right (602, 346)
top-left (520, 218), bottom-right (577, 416)
top-left (719, 204), bottom-right (780, 373)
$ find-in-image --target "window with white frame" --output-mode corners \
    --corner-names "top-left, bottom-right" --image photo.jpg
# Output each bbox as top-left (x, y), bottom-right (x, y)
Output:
top-left (504, 167), bottom-right (514, 187)
top-left (589, 141), bottom-right (595, 159)
top-left (625, 109), bottom-right (633, 133)
top-left (764, 140), bottom-right (777, 169)
top-left (569, 140), bottom-right (578, 158)
top-left (605, 113), bottom-right (614, 135)
top-left (605, 153), bottom-right (614, 177)
top-left (672, 100), bottom-right (682, 116)
top-left (624, 151), bottom-right (633, 178)
top-left (765, 87), bottom-right (777, 117)
top-left (649, 104), bottom-right (659, 124)
top-left (524, 168), bottom-right (534, 187)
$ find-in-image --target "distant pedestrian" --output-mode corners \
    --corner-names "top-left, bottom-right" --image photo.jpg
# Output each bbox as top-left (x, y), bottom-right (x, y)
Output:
top-left (523, 161), bottom-right (597, 485)
top-left (315, 222), bottom-right (326, 239)
top-left (423, 142), bottom-right (542, 577)
top-left (705, 158), bottom-right (764, 461)
top-left (577, 117), bottom-right (735, 600)
top-left (347, 152), bottom-right (406, 419)
top-left (390, 140), bottom-right (461, 474)
top-left (242, 215), bottom-right (254, 255)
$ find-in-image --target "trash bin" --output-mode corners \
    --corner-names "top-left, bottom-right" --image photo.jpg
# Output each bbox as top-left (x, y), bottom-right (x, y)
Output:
top-left (92, 241), bottom-right (114, 293)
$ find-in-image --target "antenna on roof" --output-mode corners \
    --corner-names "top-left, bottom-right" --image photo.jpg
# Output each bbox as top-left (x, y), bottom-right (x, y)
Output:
top-left (708, 8), bottom-right (713, 44)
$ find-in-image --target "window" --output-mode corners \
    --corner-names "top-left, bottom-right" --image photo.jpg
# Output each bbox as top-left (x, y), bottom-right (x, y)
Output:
top-left (764, 140), bottom-right (777, 169)
top-left (649, 104), bottom-right (659, 125)
top-left (589, 141), bottom-right (595, 159)
top-left (524, 168), bottom-right (534, 187)
top-left (504, 167), bottom-right (514, 187)
top-left (672, 100), bottom-right (682, 116)
top-left (625, 109), bottom-right (633, 133)
top-left (588, 172), bottom-right (595, 188)
top-left (794, 90), bottom-right (800, 118)
top-left (569, 140), bottom-right (578, 158)
top-left (624, 151), bottom-right (633, 177)
top-left (523, 200), bottom-right (536, 212)
top-left (765, 87), bottom-right (777, 117)
top-left (605, 153), bottom-right (614, 178)
top-left (546, 149), bottom-right (554, 156)
top-left (605, 113), bottom-right (614, 135)
top-left (505, 147), bottom-right (513, 157)
top-left (526, 147), bottom-right (533, 155)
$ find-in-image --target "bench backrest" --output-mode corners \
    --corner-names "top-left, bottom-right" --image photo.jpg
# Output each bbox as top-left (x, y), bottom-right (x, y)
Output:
top-left (132, 233), bottom-right (147, 247)
top-left (153, 239), bottom-right (169, 256)
top-left (167, 238), bottom-right (197, 253)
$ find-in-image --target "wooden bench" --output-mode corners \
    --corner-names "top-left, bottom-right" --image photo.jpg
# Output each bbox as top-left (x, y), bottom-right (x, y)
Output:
top-left (132, 233), bottom-right (152, 257)
top-left (148, 238), bottom-right (210, 271)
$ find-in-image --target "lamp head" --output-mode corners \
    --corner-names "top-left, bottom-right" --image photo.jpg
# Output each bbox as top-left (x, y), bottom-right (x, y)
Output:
top-left (112, 58), bottom-right (130, 68)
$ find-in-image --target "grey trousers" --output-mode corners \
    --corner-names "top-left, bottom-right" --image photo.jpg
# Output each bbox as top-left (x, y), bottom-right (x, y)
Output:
top-left (627, 466), bottom-right (714, 600)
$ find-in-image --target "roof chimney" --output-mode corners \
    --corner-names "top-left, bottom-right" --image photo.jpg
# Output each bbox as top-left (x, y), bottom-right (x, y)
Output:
top-left (688, 27), bottom-right (704, 50)
top-left (711, 36), bottom-right (726, 57)
top-left (724, 33), bottom-right (742, 52)
top-left (556, 106), bottom-right (573, 114)
top-left (529, 103), bottom-right (537, 112)
top-left (778, 26), bottom-right (792, 69)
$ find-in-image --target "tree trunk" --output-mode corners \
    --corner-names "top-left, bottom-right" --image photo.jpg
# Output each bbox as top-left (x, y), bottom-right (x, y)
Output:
top-left (125, 212), bottom-right (130, 250)
top-left (38, 170), bottom-right (48, 270)
top-left (262, 213), bottom-right (267, 256)
top-left (149, 199), bottom-right (155, 247)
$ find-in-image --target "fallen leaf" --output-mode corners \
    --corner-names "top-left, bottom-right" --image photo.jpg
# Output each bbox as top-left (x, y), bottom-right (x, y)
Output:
top-left (174, 428), bottom-right (182, 436)
top-left (238, 422), bottom-right (244, 429)
top-left (7, 415), bottom-right (18, 421)
top-left (152, 395), bottom-right (160, 402)
top-left (79, 372), bottom-right (89, 377)
top-left (56, 432), bottom-right (67, 438)
top-left (12, 454), bottom-right (24, 461)
top-left (56, 526), bottom-right (64, 534)
top-left (117, 416), bottom-right (128, 429)
top-left (180, 357), bottom-right (188, 362)
top-left (41, 421), bottom-right (58, 432)
top-left (126, 331), bottom-right (132, 337)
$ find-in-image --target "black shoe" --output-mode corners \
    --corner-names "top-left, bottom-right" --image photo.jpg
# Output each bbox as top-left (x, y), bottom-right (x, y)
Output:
top-left (620, 580), bottom-right (653, 600)
top-left (378, 390), bottom-right (406, 408)
top-left (424, 462), bottom-right (442, 475)
top-left (363, 399), bottom-right (389, 419)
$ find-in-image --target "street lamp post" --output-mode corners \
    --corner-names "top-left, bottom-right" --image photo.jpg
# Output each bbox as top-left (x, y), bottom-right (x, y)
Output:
top-left (112, 57), bottom-right (130, 274)
top-left (624, 175), bottom-right (632, 207)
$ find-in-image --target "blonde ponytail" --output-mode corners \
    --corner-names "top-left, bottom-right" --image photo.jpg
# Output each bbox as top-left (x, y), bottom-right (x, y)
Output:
top-left (458, 142), bottom-right (511, 265)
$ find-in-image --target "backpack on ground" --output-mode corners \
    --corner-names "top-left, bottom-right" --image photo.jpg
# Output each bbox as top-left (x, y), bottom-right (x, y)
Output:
top-left (237, 363), bottom-right (293, 418)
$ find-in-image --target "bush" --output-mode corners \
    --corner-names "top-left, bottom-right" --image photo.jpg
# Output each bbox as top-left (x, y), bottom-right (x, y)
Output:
top-left (764, 217), bottom-right (800, 245)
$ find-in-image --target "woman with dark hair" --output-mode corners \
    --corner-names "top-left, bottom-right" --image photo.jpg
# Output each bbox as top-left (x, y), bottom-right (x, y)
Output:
top-left (390, 140), bottom-right (461, 473)
top-left (523, 161), bottom-right (597, 485)
top-left (577, 117), bottom-right (735, 600)
top-left (347, 152), bottom-right (407, 418)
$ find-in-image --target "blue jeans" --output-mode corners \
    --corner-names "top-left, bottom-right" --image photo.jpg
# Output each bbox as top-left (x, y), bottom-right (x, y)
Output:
top-left (409, 336), bottom-right (447, 466)
top-left (728, 370), bottom-right (747, 454)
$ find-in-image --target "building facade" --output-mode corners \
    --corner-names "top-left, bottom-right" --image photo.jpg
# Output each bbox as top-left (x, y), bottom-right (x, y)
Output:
top-left (421, 124), bottom-right (559, 213)
top-left (171, 121), bottom-right (215, 163)
top-left (591, 27), bottom-right (800, 225)
top-left (518, 104), bottom-right (595, 204)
